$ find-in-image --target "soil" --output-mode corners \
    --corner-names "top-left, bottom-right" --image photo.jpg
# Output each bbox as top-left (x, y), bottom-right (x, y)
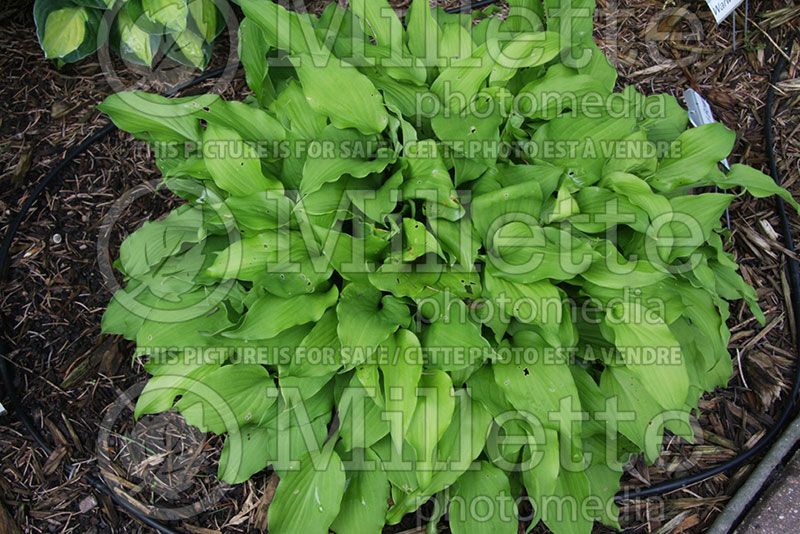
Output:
top-left (1, 0), bottom-right (799, 532)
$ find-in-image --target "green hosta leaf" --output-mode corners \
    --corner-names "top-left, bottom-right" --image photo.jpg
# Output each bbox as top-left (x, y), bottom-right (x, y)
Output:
top-left (580, 242), bottom-right (668, 290)
top-left (650, 123), bottom-right (735, 192)
top-left (639, 92), bottom-right (689, 145)
top-left (300, 125), bottom-right (395, 195)
top-left (521, 429), bottom-right (560, 526)
top-left (368, 264), bottom-right (442, 300)
top-left (667, 193), bottom-right (733, 259)
top-left (368, 70), bottom-right (432, 118)
top-left (577, 43), bottom-right (618, 91)
top-left (405, 369), bottom-right (455, 488)
top-left (427, 391), bottom-right (492, 490)
top-left (573, 186), bottom-right (649, 233)
top-left (205, 231), bottom-right (284, 282)
top-left (217, 422), bottom-right (275, 483)
top-left (599, 171), bottom-right (670, 221)
top-left (706, 233), bottom-right (764, 323)
top-left (337, 373), bottom-right (391, 450)
top-left (602, 130), bottom-right (658, 176)
top-left (398, 218), bottom-right (445, 262)
top-left (218, 387), bottom-right (334, 482)
top-left (431, 92), bottom-right (504, 168)
top-left (541, 469), bottom-right (594, 534)
top-left (431, 44), bottom-right (494, 113)
top-left (224, 191), bottom-right (293, 233)
top-left (517, 67), bottom-right (610, 120)
top-left (493, 331), bottom-right (583, 446)
top-left (238, 0), bottom-right (321, 55)
top-left (483, 270), bottom-right (563, 348)
top-left (406, 0), bottom-right (439, 62)
top-left (349, 0), bottom-right (404, 51)
top-left (176, 364), bottom-right (278, 434)
top-left (131, 285), bottom-right (235, 352)
top-left (602, 301), bottom-right (690, 411)
top-left (283, 309), bottom-right (342, 379)
top-left (471, 181), bottom-right (544, 243)
top-left (504, 0), bottom-right (545, 33)
top-left (438, 19), bottom-right (473, 60)
top-left (421, 300), bottom-right (491, 371)
top-left (486, 223), bottom-right (593, 283)
top-left (118, 206), bottom-right (204, 278)
top-left (40, 7), bottom-right (88, 59)
top-left (101, 278), bottom-right (227, 341)
top-left (348, 170), bottom-right (403, 222)
top-left (545, 0), bottom-right (595, 47)
top-left (713, 163), bottom-right (800, 214)
top-left (202, 123), bottom-right (281, 196)
top-left (386, 390), bottom-right (492, 524)
top-left (34, 0), bottom-right (101, 64)
top-left (270, 82), bottom-right (327, 145)
top-left (449, 461), bottom-right (517, 534)
top-left (190, 98), bottom-right (286, 144)
top-left (134, 359), bottom-right (222, 419)
top-left (331, 449), bottom-right (390, 534)
top-left (292, 54), bottom-right (389, 135)
top-left (238, 18), bottom-right (273, 106)
top-left (143, 0), bottom-right (188, 33)
top-left (675, 283), bottom-right (736, 390)
top-left (599, 366), bottom-right (691, 462)
top-left (489, 31), bottom-right (560, 85)
top-left (268, 449), bottom-right (346, 534)
top-left (223, 286), bottom-right (339, 340)
top-left (98, 91), bottom-right (208, 142)
top-left (337, 283), bottom-right (411, 355)
top-left (583, 443), bottom-right (623, 529)
top-left (379, 329), bottom-right (423, 449)
top-left (401, 140), bottom-right (461, 210)
top-left (531, 113), bottom-right (637, 185)
top-left (429, 216), bottom-right (481, 270)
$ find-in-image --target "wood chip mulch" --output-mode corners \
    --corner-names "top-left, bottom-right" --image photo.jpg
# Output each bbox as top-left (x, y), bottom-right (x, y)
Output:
top-left (1, 0), bottom-right (798, 532)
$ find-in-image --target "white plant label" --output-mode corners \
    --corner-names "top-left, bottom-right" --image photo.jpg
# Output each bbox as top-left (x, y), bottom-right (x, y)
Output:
top-left (705, 0), bottom-right (744, 24)
top-left (684, 88), bottom-right (716, 128)
top-left (684, 88), bottom-right (731, 169)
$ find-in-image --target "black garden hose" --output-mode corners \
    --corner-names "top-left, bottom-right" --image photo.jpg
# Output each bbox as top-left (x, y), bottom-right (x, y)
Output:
top-left (616, 33), bottom-right (800, 503)
top-left (1, 4), bottom-right (798, 532)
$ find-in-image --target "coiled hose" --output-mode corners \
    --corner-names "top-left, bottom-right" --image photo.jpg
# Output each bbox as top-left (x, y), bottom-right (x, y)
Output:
top-left (1, 5), bottom-right (797, 532)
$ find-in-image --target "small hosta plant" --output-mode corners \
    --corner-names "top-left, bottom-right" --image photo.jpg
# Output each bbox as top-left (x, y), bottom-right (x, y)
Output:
top-left (34, 0), bottom-right (223, 68)
top-left (99, 0), bottom-right (799, 532)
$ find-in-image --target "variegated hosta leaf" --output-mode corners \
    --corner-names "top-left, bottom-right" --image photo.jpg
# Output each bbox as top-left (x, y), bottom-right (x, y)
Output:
top-left (41, 6), bottom-right (89, 59)
top-left (142, 0), bottom-right (189, 34)
top-left (33, 0), bottom-right (223, 67)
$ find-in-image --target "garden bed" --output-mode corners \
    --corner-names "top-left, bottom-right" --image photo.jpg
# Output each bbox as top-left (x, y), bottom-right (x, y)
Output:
top-left (1, 0), bottom-right (799, 532)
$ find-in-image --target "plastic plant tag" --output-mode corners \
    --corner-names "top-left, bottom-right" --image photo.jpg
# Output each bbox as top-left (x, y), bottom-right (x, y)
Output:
top-left (684, 88), bottom-right (731, 170)
top-left (704, 0), bottom-right (744, 24)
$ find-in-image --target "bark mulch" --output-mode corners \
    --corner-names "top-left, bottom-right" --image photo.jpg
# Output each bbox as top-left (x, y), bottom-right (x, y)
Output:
top-left (1, 0), bottom-right (799, 532)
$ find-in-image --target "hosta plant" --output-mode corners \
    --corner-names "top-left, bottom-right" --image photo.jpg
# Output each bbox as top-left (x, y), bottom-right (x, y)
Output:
top-left (98, 0), bottom-right (800, 532)
top-left (34, 0), bottom-right (223, 68)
